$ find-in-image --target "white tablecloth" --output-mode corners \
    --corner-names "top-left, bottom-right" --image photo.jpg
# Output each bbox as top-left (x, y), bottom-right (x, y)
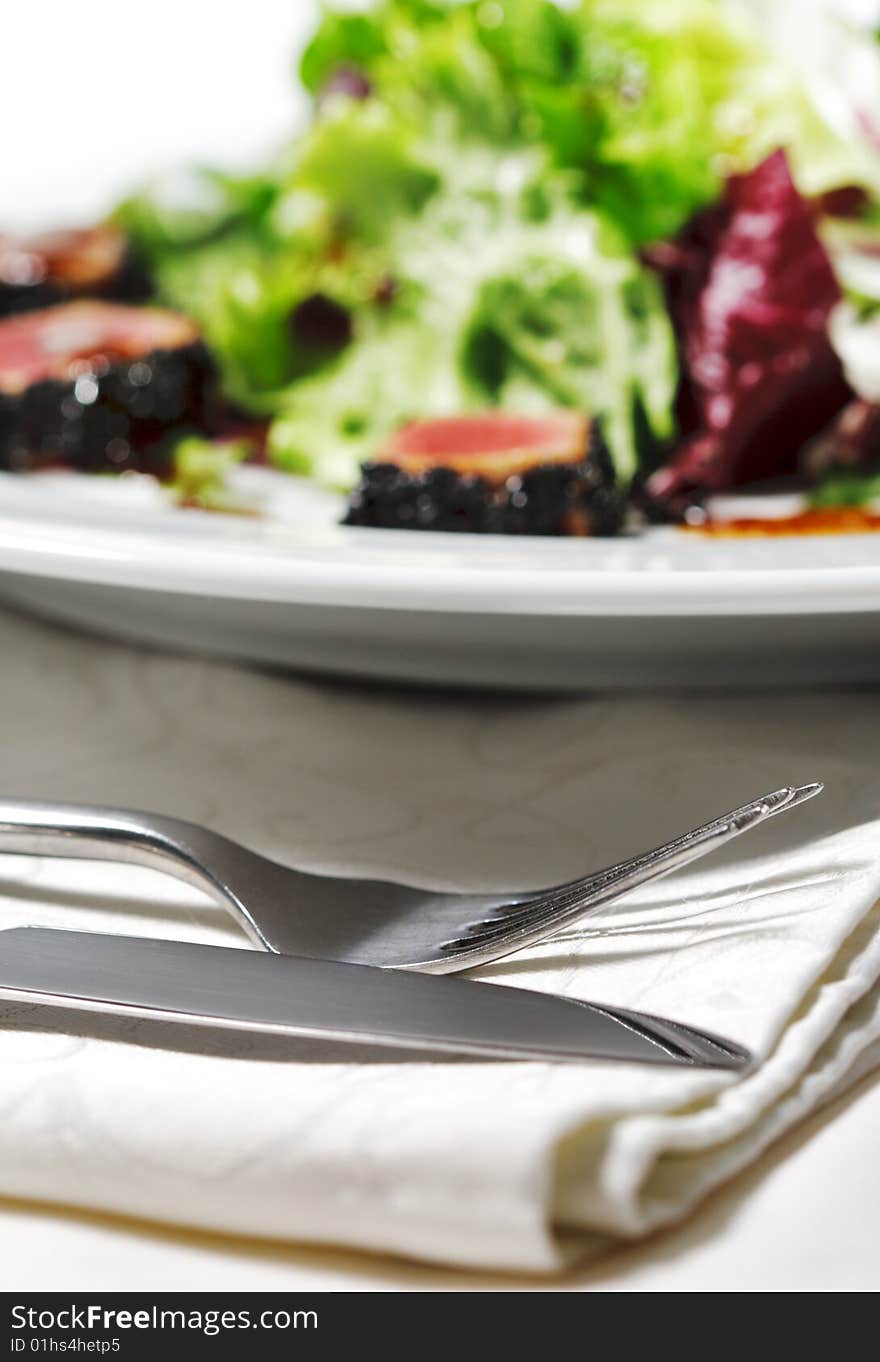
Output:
top-left (0, 606), bottom-right (878, 1284)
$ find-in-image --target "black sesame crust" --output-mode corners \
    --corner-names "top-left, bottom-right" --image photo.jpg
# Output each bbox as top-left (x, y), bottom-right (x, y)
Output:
top-left (343, 419), bottom-right (625, 536)
top-left (0, 340), bottom-right (218, 475)
top-left (0, 246), bottom-right (153, 319)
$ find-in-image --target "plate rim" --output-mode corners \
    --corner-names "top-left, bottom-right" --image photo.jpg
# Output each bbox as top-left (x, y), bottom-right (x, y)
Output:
top-left (2, 472), bottom-right (880, 618)
top-left (2, 513), bottom-right (880, 617)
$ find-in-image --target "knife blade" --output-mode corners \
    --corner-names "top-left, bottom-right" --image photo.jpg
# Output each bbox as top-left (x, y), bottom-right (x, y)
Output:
top-left (0, 927), bottom-right (750, 1069)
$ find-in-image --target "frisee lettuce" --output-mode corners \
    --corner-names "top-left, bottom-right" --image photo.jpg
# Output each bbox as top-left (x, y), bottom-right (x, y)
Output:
top-left (116, 0), bottom-right (880, 492)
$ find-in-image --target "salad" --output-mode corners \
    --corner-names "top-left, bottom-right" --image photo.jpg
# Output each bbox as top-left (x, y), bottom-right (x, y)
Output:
top-left (3, 0), bottom-right (880, 535)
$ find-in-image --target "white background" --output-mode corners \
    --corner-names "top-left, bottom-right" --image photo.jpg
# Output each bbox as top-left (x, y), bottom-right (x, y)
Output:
top-left (0, 0), bottom-right (316, 230)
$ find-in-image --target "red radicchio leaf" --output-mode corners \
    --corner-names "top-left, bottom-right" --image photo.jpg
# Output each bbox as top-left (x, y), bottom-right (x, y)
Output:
top-left (644, 149), bottom-right (851, 512)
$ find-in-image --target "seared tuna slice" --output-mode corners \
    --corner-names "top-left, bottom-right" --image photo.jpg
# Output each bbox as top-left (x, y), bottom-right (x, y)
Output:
top-left (344, 412), bottom-right (623, 536)
top-left (0, 301), bottom-right (217, 474)
top-left (0, 226), bottom-right (151, 317)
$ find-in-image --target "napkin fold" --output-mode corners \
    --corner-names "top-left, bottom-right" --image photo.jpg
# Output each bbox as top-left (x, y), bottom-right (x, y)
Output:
top-left (0, 608), bottom-right (878, 1273)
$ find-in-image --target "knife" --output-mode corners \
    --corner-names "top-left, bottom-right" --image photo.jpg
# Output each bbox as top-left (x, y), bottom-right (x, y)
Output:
top-left (0, 927), bottom-right (750, 1069)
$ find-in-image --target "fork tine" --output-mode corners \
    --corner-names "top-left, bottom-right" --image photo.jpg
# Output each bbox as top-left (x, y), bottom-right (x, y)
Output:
top-left (451, 784), bottom-right (806, 941)
top-left (539, 784), bottom-right (817, 903)
top-left (471, 783), bottom-right (819, 935)
top-left (434, 782), bottom-right (822, 968)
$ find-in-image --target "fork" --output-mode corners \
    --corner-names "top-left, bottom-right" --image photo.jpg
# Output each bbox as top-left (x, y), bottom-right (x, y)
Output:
top-left (0, 785), bottom-right (820, 973)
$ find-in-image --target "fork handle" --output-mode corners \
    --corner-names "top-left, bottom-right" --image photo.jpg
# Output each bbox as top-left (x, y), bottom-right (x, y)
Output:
top-left (0, 799), bottom-right (272, 949)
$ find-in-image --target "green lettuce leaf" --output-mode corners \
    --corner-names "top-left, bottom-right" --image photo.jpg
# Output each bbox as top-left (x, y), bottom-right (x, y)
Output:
top-left (116, 0), bottom-right (880, 497)
top-left (290, 99), bottom-right (440, 241)
top-left (809, 469), bottom-right (880, 509)
top-left (268, 168), bottom-right (675, 487)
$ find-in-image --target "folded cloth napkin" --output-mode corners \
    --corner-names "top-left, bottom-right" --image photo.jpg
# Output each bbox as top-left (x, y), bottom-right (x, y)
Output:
top-left (0, 609), bottom-right (878, 1273)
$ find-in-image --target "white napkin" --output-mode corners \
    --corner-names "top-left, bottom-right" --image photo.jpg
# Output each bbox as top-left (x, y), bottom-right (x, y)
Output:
top-left (0, 609), bottom-right (878, 1273)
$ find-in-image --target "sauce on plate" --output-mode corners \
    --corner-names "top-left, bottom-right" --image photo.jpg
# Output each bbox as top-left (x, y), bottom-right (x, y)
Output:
top-left (683, 507), bottom-right (880, 537)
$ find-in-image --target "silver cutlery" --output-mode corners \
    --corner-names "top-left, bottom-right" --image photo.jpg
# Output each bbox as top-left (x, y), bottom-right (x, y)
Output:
top-left (0, 926), bottom-right (751, 1068)
top-left (0, 784), bottom-right (821, 972)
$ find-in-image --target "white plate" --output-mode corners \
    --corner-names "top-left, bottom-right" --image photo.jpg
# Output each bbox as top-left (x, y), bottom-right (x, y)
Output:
top-left (1, 469), bottom-right (879, 689)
